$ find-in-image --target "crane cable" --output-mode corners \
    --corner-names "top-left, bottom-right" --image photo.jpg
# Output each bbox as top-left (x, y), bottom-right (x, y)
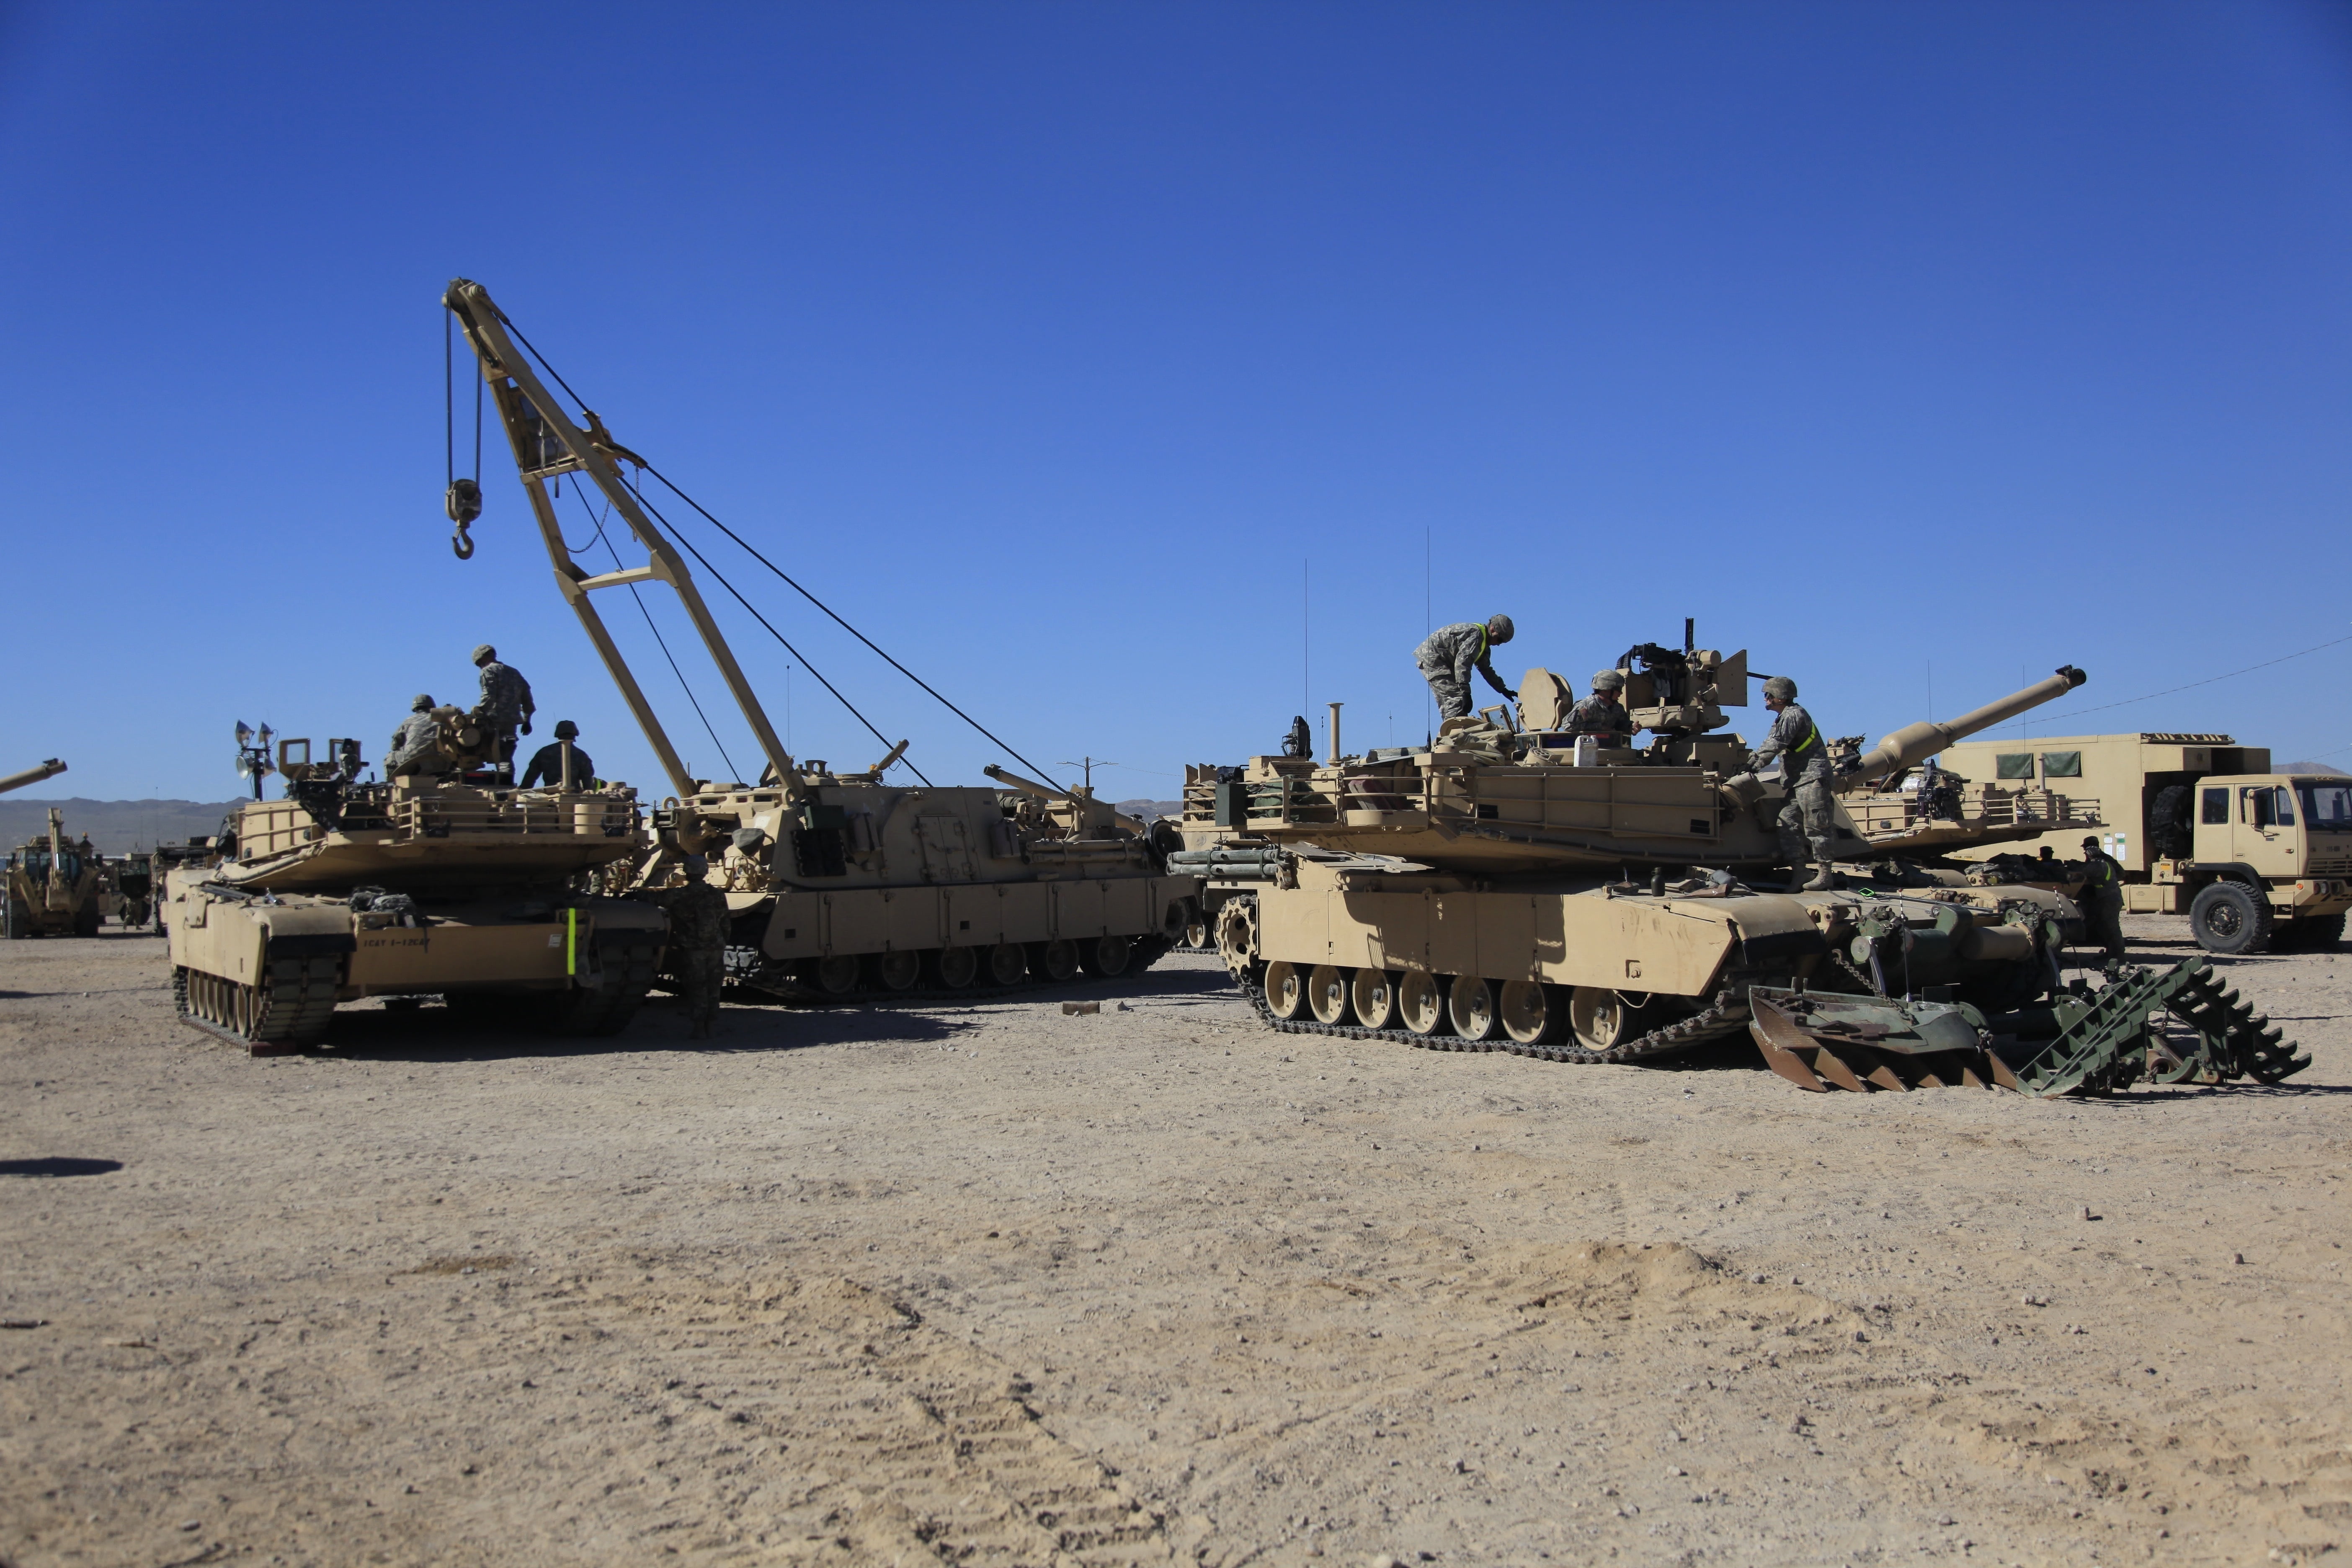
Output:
top-left (621, 475), bottom-right (936, 787)
top-left (639, 461), bottom-right (1068, 793)
top-left (493, 307), bottom-right (1040, 791)
top-left (568, 482), bottom-right (741, 784)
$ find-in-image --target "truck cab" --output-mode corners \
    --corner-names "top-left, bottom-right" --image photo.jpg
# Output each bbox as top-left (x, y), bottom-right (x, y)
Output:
top-left (2159, 774), bottom-right (2352, 953)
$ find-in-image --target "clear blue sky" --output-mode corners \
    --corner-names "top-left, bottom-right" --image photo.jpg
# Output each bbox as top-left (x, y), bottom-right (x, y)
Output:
top-left (5, 1), bottom-right (2349, 806)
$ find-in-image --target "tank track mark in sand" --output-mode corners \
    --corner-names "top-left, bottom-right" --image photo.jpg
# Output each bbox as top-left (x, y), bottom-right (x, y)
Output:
top-left (1236, 971), bottom-right (1751, 1065)
top-left (722, 936), bottom-right (1180, 1008)
top-left (172, 956), bottom-right (340, 1056)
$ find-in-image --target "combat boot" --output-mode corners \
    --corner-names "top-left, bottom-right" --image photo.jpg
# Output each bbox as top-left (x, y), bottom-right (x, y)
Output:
top-left (1803, 861), bottom-right (1837, 892)
top-left (1782, 865), bottom-right (1808, 893)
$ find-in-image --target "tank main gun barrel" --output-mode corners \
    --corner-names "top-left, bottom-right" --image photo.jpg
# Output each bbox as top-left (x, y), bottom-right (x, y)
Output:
top-left (1841, 666), bottom-right (2087, 787)
top-left (0, 759), bottom-right (65, 796)
top-left (984, 764), bottom-right (1146, 837)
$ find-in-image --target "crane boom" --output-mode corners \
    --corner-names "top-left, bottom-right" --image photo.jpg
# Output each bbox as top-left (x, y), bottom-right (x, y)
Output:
top-left (441, 278), bottom-right (799, 802)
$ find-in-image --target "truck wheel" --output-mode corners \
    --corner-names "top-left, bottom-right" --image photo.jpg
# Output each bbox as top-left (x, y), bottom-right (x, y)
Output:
top-left (5, 897), bottom-right (29, 939)
top-left (74, 902), bottom-right (100, 938)
top-left (2188, 881), bottom-right (2272, 955)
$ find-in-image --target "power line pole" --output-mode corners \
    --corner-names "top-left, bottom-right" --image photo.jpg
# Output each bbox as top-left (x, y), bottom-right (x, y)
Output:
top-left (1058, 757), bottom-right (1113, 792)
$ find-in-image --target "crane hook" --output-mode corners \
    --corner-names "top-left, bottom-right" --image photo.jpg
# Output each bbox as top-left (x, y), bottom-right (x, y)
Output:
top-left (451, 522), bottom-right (475, 560)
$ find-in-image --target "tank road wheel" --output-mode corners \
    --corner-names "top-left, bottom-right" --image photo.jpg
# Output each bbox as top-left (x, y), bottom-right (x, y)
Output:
top-left (1398, 971), bottom-right (1447, 1036)
top-left (1308, 965), bottom-right (1354, 1025)
top-left (1184, 909), bottom-right (1212, 950)
top-left (1351, 968), bottom-right (1401, 1030)
top-left (2189, 882), bottom-right (2272, 956)
top-left (874, 950), bottom-right (922, 992)
top-left (810, 954), bottom-right (862, 995)
top-left (1447, 977), bottom-right (1503, 1043)
top-left (1080, 934), bottom-right (1133, 977)
top-left (1162, 898), bottom-right (1194, 944)
top-left (1498, 980), bottom-right (1569, 1047)
top-left (1568, 988), bottom-right (1649, 1051)
top-left (1029, 939), bottom-right (1080, 983)
top-left (1264, 961), bottom-right (1308, 1021)
top-left (985, 943), bottom-right (1026, 987)
top-left (931, 946), bottom-right (980, 989)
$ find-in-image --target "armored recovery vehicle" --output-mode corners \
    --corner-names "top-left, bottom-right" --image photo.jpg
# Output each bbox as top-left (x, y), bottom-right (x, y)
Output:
top-left (163, 724), bottom-right (666, 1054)
top-left (443, 279), bottom-right (1197, 1001)
top-left (5, 808), bottom-right (104, 938)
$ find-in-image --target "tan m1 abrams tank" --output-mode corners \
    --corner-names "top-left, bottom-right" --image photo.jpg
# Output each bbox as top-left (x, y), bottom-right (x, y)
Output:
top-left (1183, 641), bottom-right (2171, 1092)
top-left (443, 278), bottom-right (1198, 1002)
top-left (163, 722), bottom-right (666, 1055)
top-left (5, 807), bottom-right (105, 938)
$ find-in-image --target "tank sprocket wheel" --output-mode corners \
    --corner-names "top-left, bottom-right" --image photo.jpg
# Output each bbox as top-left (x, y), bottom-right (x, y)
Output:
top-left (1214, 895), bottom-right (1260, 982)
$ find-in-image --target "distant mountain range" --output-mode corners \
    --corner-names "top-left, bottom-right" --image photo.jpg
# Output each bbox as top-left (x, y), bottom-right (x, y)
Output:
top-left (0, 798), bottom-right (244, 856)
top-left (2283, 762), bottom-right (2349, 777)
top-left (1117, 799), bottom-right (1183, 822)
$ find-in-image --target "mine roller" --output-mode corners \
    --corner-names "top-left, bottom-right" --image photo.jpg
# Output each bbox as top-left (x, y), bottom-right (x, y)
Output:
top-left (1182, 631), bottom-right (2303, 1095)
top-left (162, 724), bottom-right (666, 1055)
top-left (443, 279), bottom-right (1197, 1003)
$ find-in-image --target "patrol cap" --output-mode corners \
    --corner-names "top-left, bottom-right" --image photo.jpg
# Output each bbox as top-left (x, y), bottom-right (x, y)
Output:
top-left (472, 644), bottom-right (497, 665)
top-left (553, 720), bottom-right (579, 740)
top-left (682, 854), bottom-right (709, 876)
top-left (1591, 670), bottom-right (1624, 692)
top-left (2081, 836), bottom-right (2100, 849)
top-left (412, 694), bottom-right (434, 712)
top-left (1762, 675), bottom-right (1798, 701)
top-left (1486, 614), bottom-right (1515, 642)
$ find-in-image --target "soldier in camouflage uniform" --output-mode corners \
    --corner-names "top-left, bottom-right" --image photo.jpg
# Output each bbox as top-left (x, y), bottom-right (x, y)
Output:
top-left (2077, 834), bottom-right (2128, 964)
top-left (654, 854), bottom-right (730, 1039)
top-left (384, 694), bottom-right (441, 778)
top-left (471, 644), bottom-right (536, 781)
top-left (1750, 675), bottom-right (1837, 892)
top-left (1564, 669), bottom-right (1636, 747)
top-left (1414, 614), bottom-right (1516, 722)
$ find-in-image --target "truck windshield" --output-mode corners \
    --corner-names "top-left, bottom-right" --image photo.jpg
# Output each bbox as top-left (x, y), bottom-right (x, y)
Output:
top-left (2299, 782), bottom-right (2352, 831)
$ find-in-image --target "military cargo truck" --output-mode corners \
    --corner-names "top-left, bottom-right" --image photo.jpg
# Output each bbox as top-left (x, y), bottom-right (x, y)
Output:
top-left (1944, 733), bottom-right (2349, 953)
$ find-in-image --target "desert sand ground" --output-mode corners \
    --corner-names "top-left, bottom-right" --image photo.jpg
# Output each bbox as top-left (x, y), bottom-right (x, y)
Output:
top-left (3, 916), bottom-right (2348, 1568)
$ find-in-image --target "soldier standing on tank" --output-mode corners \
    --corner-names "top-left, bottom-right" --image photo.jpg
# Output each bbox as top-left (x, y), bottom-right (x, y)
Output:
top-left (1564, 670), bottom-right (1637, 747)
top-left (2078, 834), bottom-right (2128, 964)
top-left (384, 694), bottom-right (441, 778)
top-left (1750, 675), bottom-right (1837, 892)
top-left (651, 854), bottom-right (730, 1039)
top-left (1414, 615), bottom-right (1516, 722)
top-left (472, 645), bottom-right (536, 781)
top-left (519, 721), bottom-right (596, 789)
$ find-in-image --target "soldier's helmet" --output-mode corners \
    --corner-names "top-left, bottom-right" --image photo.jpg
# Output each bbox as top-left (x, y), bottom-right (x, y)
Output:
top-left (553, 720), bottom-right (580, 740)
top-left (411, 694), bottom-right (434, 712)
top-left (1762, 676), bottom-right (1798, 701)
top-left (1486, 614), bottom-right (1515, 642)
top-left (472, 644), bottom-right (497, 666)
top-left (2081, 836), bottom-right (2101, 850)
top-left (1591, 669), bottom-right (1625, 693)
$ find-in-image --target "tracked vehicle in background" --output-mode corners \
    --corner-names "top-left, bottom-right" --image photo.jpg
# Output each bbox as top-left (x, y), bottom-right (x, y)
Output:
top-left (443, 279), bottom-right (1197, 1003)
top-left (162, 724), bottom-right (666, 1055)
top-left (5, 807), bottom-right (104, 938)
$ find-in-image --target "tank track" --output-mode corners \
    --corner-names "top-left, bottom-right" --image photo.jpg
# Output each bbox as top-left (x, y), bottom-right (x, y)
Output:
top-left (173, 956), bottom-right (341, 1055)
top-left (723, 935), bottom-right (1179, 1007)
top-left (1236, 975), bottom-right (1751, 1065)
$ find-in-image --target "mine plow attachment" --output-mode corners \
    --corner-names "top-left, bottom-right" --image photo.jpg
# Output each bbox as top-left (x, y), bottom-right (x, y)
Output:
top-left (1746, 987), bottom-right (2016, 1093)
top-left (1997, 956), bottom-right (2307, 1097)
